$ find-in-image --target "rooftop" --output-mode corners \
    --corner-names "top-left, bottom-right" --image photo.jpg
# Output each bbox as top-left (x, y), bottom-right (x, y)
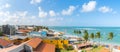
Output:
top-left (0, 39), bottom-right (12, 47)
top-left (35, 43), bottom-right (55, 52)
top-left (27, 37), bottom-right (42, 49)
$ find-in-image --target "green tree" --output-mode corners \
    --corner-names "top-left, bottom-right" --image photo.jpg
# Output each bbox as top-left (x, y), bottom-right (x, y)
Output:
top-left (96, 32), bottom-right (101, 39)
top-left (83, 30), bottom-right (89, 42)
top-left (0, 32), bottom-right (3, 36)
top-left (78, 30), bottom-right (81, 34)
top-left (83, 30), bottom-right (88, 33)
top-left (96, 32), bottom-right (101, 45)
top-left (108, 32), bottom-right (114, 52)
top-left (90, 33), bottom-right (95, 45)
top-left (90, 33), bottom-right (94, 39)
top-left (66, 46), bottom-right (74, 50)
top-left (74, 30), bottom-right (81, 37)
top-left (108, 32), bottom-right (114, 40)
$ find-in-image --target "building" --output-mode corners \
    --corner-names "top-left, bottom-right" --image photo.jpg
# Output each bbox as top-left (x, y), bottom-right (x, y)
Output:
top-left (26, 37), bottom-right (55, 52)
top-left (2, 25), bottom-right (16, 35)
top-left (0, 39), bottom-right (13, 48)
top-left (16, 29), bottom-right (31, 36)
top-left (18, 25), bottom-right (35, 30)
top-left (42, 38), bottom-right (68, 49)
top-left (0, 37), bottom-right (55, 52)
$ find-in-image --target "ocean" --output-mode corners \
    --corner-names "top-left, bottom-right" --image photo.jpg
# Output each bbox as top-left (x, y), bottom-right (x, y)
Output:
top-left (49, 26), bottom-right (120, 45)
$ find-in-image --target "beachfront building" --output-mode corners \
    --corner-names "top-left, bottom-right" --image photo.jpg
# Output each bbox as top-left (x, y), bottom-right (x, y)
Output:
top-left (38, 29), bottom-right (48, 37)
top-left (17, 25), bottom-right (35, 30)
top-left (2, 25), bottom-right (16, 35)
top-left (29, 31), bottom-right (47, 37)
top-left (67, 37), bottom-right (82, 44)
top-left (47, 31), bottom-right (64, 37)
top-left (16, 29), bottom-right (31, 36)
top-left (42, 38), bottom-right (68, 49)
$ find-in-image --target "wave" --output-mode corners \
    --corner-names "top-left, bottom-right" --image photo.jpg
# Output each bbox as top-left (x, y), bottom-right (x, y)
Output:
top-left (75, 28), bottom-right (100, 30)
top-left (63, 34), bottom-right (79, 38)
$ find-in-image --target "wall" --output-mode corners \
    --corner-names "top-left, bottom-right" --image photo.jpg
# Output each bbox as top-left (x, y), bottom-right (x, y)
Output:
top-left (43, 39), bottom-right (68, 49)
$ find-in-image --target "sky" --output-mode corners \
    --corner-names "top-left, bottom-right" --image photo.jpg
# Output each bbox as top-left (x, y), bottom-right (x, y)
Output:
top-left (0, 0), bottom-right (120, 26)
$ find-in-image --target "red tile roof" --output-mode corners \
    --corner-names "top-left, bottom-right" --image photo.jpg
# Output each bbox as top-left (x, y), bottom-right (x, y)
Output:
top-left (27, 38), bottom-right (55, 52)
top-left (0, 39), bottom-right (12, 47)
top-left (18, 29), bottom-right (31, 33)
top-left (35, 43), bottom-right (55, 52)
top-left (27, 38), bottom-right (42, 49)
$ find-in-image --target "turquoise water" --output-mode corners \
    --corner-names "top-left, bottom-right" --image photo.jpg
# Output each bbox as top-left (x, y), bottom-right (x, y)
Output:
top-left (49, 26), bottom-right (120, 45)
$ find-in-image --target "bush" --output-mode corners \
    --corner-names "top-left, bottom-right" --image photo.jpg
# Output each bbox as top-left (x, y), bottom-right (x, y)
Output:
top-left (55, 48), bottom-right (61, 52)
top-left (81, 50), bottom-right (86, 52)
top-left (66, 46), bottom-right (74, 50)
top-left (0, 32), bottom-right (3, 36)
top-left (93, 45), bottom-right (98, 48)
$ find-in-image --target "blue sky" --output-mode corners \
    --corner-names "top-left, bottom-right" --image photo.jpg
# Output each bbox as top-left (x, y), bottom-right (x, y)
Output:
top-left (0, 0), bottom-right (120, 26)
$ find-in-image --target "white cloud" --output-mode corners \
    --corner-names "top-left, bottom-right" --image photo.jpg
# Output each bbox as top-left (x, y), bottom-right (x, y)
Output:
top-left (81, 1), bottom-right (96, 12)
top-left (49, 18), bottom-right (63, 22)
top-left (0, 10), bottom-right (64, 26)
top-left (49, 10), bottom-right (56, 17)
top-left (17, 11), bottom-right (28, 17)
top-left (0, 3), bottom-right (11, 10)
top-left (62, 5), bottom-right (76, 15)
top-left (98, 6), bottom-right (113, 13)
top-left (4, 3), bottom-right (11, 8)
top-left (0, 11), bottom-right (37, 25)
top-left (38, 7), bottom-right (47, 18)
top-left (30, 0), bottom-right (42, 4)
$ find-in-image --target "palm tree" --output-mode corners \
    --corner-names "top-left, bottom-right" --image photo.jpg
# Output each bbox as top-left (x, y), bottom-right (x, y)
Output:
top-left (96, 32), bottom-right (101, 45)
top-left (108, 32), bottom-right (114, 40)
top-left (78, 30), bottom-right (81, 34)
top-left (74, 30), bottom-right (76, 34)
top-left (74, 30), bottom-right (81, 37)
top-left (83, 30), bottom-right (89, 42)
top-left (83, 30), bottom-right (88, 33)
top-left (90, 33), bottom-right (95, 43)
top-left (90, 33), bottom-right (95, 45)
top-left (96, 32), bottom-right (101, 39)
top-left (108, 32), bottom-right (114, 52)
top-left (90, 33), bottom-right (94, 39)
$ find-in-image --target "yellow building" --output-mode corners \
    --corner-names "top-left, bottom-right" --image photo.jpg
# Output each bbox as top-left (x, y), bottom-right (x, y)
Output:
top-left (42, 39), bottom-right (68, 49)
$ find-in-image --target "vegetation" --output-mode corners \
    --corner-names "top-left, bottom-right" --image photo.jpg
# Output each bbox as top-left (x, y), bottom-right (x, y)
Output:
top-left (108, 32), bottom-right (114, 40)
top-left (108, 32), bottom-right (114, 52)
top-left (93, 45), bottom-right (98, 48)
top-left (74, 30), bottom-right (81, 34)
top-left (96, 32), bottom-right (101, 39)
top-left (0, 31), bottom-right (3, 36)
top-left (58, 44), bottom-right (74, 51)
top-left (90, 33), bottom-right (94, 39)
top-left (87, 46), bottom-right (103, 52)
top-left (33, 26), bottom-right (49, 31)
top-left (60, 49), bottom-right (76, 52)
top-left (83, 30), bottom-right (89, 42)
top-left (55, 48), bottom-right (61, 52)
top-left (81, 50), bottom-right (87, 52)
top-left (83, 30), bottom-right (88, 33)
top-left (95, 32), bottom-right (101, 45)
top-left (74, 30), bottom-right (81, 37)
top-left (66, 46), bottom-right (74, 50)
